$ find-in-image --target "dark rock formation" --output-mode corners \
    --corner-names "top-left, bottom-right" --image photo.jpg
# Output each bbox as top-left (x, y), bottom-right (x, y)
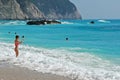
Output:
top-left (27, 20), bottom-right (61, 25)
top-left (90, 21), bottom-right (95, 24)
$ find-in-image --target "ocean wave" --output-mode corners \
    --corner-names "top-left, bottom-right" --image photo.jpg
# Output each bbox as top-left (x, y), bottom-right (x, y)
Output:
top-left (0, 20), bottom-right (74, 25)
top-left (0, 42), bottom-right (120, 80)
top-left (98, 20), bottom-right (111, 23)
top-left (0, 20), bottom-right (26, 25)
top-left (61, 21), bottom-right (74, 24)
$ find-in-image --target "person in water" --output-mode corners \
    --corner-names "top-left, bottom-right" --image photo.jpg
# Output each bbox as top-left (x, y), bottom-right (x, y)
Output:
top-left (66, 37), bottom-right (69, 41)
top-left (14, 35), bottom-right (22, 57)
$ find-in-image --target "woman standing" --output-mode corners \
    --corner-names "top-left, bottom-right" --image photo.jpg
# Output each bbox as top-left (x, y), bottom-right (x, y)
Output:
top-left (14, 35), bottom-right (22, 57)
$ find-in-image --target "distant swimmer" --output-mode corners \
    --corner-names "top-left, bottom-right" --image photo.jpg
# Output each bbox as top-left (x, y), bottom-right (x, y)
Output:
top-left (14, 35), bottom-right (22, 57)
top-left (90, 21), bottom-right (95, 24)
top-left (15, 32), bottom-right (17, 34)
top-left (8, 32), bottom-right (11, 34)
top-left (66, 38), bottom-right (69, 41)
top-left (22, 35), bottom-right (25, 42)
top-left (22, 35), bottom-right (24, 38)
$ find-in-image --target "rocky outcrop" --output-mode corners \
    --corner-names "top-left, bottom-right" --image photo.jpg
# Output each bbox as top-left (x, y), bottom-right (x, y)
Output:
top-left (0, 0), bottom-right (44, 19)
top-left (27, 20), bottom-right (61, 25)
top-left (0, 0), bottom-right (25, 19)
top-left (0, 0), bottom-right (81, 19)
top-left (16, 0), bottom-right (44, 19)
top-left (32, 0), bottom-right (81, 19)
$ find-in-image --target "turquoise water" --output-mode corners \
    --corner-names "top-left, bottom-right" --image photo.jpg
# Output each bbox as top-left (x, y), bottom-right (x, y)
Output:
top-left (0, 20), bottom-right (120, 80)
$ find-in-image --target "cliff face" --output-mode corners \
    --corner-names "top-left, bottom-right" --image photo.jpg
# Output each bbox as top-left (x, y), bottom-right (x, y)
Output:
top-left (32, 0), bottom-right (81, 19)
top-left (0, 0), bottom-right (81, 19)
top-left (0, 0), bottom-right (43, 19)
top-left (0, 0), bottom-right (25, 19)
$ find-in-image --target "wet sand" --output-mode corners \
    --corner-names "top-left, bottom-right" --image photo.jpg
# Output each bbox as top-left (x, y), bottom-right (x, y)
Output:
top-left (0, 62), bottom-right (72, 80)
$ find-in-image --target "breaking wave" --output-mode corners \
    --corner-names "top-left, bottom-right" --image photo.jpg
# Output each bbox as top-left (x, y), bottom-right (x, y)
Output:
top-left (98, 20), bottom-right (111, 23)
top-left (0, 20), bottom-right (26, 25)
top-left (0, 42), bottom-right (120, 80)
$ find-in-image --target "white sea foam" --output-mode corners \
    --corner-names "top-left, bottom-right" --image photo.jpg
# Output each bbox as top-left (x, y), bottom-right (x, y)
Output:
top-left (0, 42), bottom-right (120, 80)
top-left (61, 21), bottom-right (74, 24)
top-left (0, 20), bottom-right (26, 25)
top-left (98, 20), bottom-right (111, 23)
top-left (0, 20), bottom-right (74, 25)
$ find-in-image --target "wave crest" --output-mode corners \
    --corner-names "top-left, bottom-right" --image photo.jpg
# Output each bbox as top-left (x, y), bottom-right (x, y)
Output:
top-left (98, 20), bottom-right (111, 23)
top-left (0, 20), bottom-right (26, 25)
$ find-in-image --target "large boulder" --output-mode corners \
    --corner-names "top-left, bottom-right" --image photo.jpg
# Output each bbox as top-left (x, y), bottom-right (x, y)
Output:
top-left (27, 20), bottom-right (61, 25)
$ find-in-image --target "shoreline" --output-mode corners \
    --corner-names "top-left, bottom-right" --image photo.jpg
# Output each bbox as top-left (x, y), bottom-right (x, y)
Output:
top-left (0, 62), bottom-right (72, 80)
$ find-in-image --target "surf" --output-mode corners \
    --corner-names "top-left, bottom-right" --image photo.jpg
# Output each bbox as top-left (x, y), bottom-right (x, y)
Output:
top-left (0, 20), bottom-right (26, 25)
top-left (0, 42), bottom-right (120, 80)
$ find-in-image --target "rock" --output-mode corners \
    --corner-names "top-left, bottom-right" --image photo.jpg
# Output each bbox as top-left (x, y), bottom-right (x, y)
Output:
top-left (90, 21), bottom-right (95, 24)
top-left (0, 0), bottom-right (25, 19)
top-left (27, 20), bottom-right (61, 25)
top-left (16, 0), bottom-right (44, 19)
top-left (32, 0), bottom-right (81, 19)
top-left (0, 0), bottom-right (81, 19)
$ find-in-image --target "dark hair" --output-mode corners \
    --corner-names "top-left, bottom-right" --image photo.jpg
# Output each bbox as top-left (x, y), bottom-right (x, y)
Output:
top-left (15, 35), bottom-right (19, 39)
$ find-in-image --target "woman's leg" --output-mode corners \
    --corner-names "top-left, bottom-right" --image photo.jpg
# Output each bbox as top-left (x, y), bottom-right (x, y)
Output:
top-left (14, 47), bottom-right (19, 57)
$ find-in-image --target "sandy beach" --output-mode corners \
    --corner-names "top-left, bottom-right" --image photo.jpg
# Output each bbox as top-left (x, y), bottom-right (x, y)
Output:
top-left (0, 62), bottom-right (72, 80)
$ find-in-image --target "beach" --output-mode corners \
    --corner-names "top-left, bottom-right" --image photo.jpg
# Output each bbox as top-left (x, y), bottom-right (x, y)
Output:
top-left (0, 62), bottom-right (72, 80)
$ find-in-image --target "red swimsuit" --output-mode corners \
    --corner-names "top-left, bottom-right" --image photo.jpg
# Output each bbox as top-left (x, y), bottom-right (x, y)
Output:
top-left (15, 41), bottom-right (20, 47)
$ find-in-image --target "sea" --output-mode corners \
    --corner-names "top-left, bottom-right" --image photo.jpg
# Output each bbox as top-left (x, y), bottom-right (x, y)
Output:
top-left (0, 19), bottom-right (120, 80)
